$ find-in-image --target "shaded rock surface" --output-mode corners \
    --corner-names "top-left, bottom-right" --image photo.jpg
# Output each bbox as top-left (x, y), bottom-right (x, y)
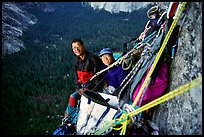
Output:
top-left (152, 2), bottom-right (202, 135)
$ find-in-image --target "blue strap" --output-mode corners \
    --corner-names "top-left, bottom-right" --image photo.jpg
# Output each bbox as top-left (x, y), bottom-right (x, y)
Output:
top-left (95, 98), bottom-right (111, 127)
top-left (88, 98), bottom-right (91, 104)
top-left (95, 107), bottom-right (110, 127)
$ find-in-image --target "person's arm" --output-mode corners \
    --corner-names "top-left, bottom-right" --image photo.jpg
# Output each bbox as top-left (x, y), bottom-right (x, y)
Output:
top-left (74, 59), bottom-right (82, 89)
top-left (86, 55), bottom-right (104, 90)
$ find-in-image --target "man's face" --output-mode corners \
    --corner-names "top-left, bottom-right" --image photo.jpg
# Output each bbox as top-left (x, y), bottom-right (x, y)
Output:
top-left (100, 53), bottom-right (113, 66)
top-left (72, 42), bottom-right (85, 56)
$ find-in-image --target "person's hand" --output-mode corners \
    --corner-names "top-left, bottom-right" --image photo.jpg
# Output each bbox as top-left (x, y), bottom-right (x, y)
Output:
top-left (78, 88), bottom-right (88, 95)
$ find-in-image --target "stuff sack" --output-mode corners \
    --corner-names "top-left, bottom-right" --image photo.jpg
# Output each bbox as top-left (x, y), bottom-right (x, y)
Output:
top-left (132, 62), bottom-right (168, 106)
top-left (76, 90), bottom-right (118, 135)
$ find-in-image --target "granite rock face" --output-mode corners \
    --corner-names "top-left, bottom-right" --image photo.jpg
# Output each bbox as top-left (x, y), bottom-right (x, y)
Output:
top-left (2, 2), bottom-right (54, 57)
top-left (83, 2), bottom-right (151, 13)
top-left (152, 2), bottom-right (202, 135)
top-left (2, 2), bottom-right (36, 55)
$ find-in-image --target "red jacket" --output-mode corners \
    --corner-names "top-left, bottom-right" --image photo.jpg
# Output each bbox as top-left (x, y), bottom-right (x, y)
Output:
top-left (74, 51), bottom-right (103, 90)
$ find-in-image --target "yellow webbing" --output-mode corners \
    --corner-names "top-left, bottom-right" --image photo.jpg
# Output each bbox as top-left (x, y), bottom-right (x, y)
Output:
top-left (112, 112), bottom-right (132, 135)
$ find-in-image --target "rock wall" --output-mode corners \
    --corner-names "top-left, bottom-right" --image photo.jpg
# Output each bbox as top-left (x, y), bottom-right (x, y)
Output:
top-left (2, 2), bottom-right (54, 57)
top-left (152, 2), bottom-right (202, 135)
top-left (84, 2), bottom-right (151, 13)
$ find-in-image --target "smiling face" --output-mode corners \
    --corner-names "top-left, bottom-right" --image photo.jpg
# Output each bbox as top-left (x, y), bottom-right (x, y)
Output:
top-left (72, 41), bottom-right (85, 57)
top-left (100, 53), bottom-right (114, 66)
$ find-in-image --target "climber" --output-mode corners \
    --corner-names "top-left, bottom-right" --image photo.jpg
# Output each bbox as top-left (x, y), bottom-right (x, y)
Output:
top-left (75, 48), bottom-right (132, 135)
top-left (64, 38), bottom-right (103, 118)
top-left (99, 48), bottom-right (130, 95)
top-left (137, 5), bottom-right (167, 41)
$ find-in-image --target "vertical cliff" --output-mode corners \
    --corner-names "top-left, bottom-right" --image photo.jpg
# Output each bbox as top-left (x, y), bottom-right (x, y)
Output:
top-left (152, 2), bottom-right (202, 135)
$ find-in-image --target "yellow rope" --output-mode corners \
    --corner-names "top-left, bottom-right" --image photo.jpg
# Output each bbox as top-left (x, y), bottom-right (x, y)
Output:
top-left (94, 75), bottom-right (202, 135)
top-left (128, 75), bottom-right (202, 117)
top-left (112, 113), bottom-right (132, 135)
top-left (120, 117), bottom-right (129, 135)
top-left (115, 75), bottom-right (202, 135)
top-left (132, 2), bottom-right (187, 107)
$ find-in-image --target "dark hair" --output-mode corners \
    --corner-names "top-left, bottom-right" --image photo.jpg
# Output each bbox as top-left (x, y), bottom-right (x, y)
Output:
top-left (71, 38), bottom-right (84, 47)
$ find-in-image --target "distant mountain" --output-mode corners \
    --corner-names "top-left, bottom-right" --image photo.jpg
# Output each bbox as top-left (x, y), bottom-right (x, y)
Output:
top-left (2, 2), bottom-right (55, 57)
top-left (82, 2), bottom-right (152, 13)
top-left (2, 2), bottom-right (150, 57)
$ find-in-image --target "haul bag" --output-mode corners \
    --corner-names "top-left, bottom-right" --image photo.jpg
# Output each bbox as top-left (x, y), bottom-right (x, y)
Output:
top-left (76, 90), bottom-right (118, 135)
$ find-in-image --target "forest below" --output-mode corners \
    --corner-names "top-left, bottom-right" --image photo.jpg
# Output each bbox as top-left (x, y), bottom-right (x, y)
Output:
top-left (2, 2), bottom-right (149, 135)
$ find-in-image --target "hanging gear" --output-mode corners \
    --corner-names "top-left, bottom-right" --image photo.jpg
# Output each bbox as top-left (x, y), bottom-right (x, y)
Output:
top-left (132, 2), bottom-right (186, 107)
top-left (147, 5), bottom-right (161, 19)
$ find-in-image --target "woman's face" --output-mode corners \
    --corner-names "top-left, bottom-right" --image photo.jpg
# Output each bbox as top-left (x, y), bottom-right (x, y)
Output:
top-left (72, 42), bottom-right (85, 56)
top-left (101, 53), bottom-right (113, 66)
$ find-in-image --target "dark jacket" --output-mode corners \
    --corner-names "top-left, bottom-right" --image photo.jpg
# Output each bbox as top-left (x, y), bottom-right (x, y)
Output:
top-left (74, 51), bottom-right (103, 90)
top-left (103, 62), bottom-right (129, 90)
